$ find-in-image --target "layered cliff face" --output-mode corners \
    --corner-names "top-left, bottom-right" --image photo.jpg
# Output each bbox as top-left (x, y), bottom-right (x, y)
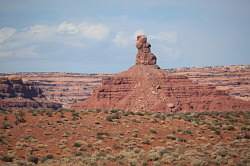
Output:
top-left (167, 65), bottom-right (250, 102)
top-left (0, 77), bottom-right (41, 99)
top-left (0, 37), bottom-right (250, 111)
top-left (0, 73), bottom-right (109, 109)
top-left (21, 73), bottom-right (109, 108)
top-left (0, 76), bottom-right (62, 110)
top-left (0, 65), bottom-right (250, 110)
top-left (73, 35), bottom-right (250, 112)
top-left (73, 65), bottom-right (250, 112)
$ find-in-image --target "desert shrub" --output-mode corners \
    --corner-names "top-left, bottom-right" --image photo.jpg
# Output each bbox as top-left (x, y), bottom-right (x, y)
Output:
top-left (63, 132), bottom-right (70, 137)
top-left (241, 126), bottom-right (250, 131)
top-left (96, 132), bottom-right (110, 139)
top-left (110, 109), bottom-right (121, 113)
top-left (59, 108), bottom-right (73, 112)
top-left (209, 127), bottom-right (221, 135)
top-left (147, 150), bottom-right (161, 161)
top-left (41, 154), bottom-right (54, 163)
top-left (72, 111), bottom-right (80, 121)
top-left (0, 135), bottom-right (7, 144)
top-left (74, 142), bottom-right (82, 147)
top-left (237, 132), bottom-right (250, 139)
top-left (166, 134), bottom-right (176, 140)
top-left (142, 138), bottom-right (151, 145)
top-left (149, 128), bottom-right (157, 134)
top-left (2, 120), bottom-right (12, 129)
top-left (1, 154), bottom-right (14, 162)
top-left (176, 137), bottom-right (187, 142)
top-left (191, 158), bottom-right (208, 166)
top-left (123, 111), bottom-right (130, 116)
top-left (96, 109), bottom-right (102, 113)
top-left (106, 112), bottom-right (121, 122)
top-left (142, 160), bottom-right (148, 166)
top-left (28, 155), bottom-right (39, 164)
top-left (46, 154), bottom-right (54, 159)
top-left (153, 113), bottom-right (166, 120)
top-left (103, 109), bottom-right (109, 114)
top-left (132, 118), bottom-right (141, 123)
top-left (60, 111), bottom-right (65, 118)
top-left (106, 115), bottom-right (113, 122)
top-left (135, 111), bottom-right (145, 116)
top-left (222, 125), bottom-right (235, 131)
top-left (32, 111), bottom-right (37, 116)
top-left (183, 130), bottom-right (193, 135)
top-left (74, 151), bottom-right (83, 156)
top-left (23, 135), bottom-right (34, 142)
top-left (166, 133), bottom-right (186, 142)
top-left (15, 111), bottom-right (26, 125)
top-left (132, 133), bottom-right (138, 138)
top-left (46, 110), bottom-right (53, 117)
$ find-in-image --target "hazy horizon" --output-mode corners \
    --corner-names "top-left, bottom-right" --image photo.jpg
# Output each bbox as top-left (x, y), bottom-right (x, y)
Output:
top-left (1, 0), bottom-right (250, 73)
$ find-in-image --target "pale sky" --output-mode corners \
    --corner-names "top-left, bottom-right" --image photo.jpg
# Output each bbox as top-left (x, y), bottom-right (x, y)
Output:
top-left (0, 0), bottom-right (250, 73)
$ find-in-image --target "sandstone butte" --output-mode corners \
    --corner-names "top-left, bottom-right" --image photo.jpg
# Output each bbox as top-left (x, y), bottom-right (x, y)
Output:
top-left (72, 35), bottom-right (250, 112)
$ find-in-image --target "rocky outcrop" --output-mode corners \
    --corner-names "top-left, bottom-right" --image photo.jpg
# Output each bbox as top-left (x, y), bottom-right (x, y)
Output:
top-left (136, 35), bottom-right (157, 66)
top-left (0, 73), bottom-right (109, 109)
top-left (0, 77), bottom-right (41, 99)
top-left (0, 77), bottom-right (62, 110)
top-left (73, 35), bottom-right (250, 112)
top-left (73, 65), bottom-right (250, 112)
top-left (21, 73), bottom-right (108, 108)
top-left (1, 65), bottom-right (250, 111)
top-left (166, 65), bottom-right (250, 102)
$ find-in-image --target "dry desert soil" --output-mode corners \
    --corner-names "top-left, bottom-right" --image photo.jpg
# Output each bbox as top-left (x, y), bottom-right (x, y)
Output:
top-left (0, 109), bottom-right (250, 166)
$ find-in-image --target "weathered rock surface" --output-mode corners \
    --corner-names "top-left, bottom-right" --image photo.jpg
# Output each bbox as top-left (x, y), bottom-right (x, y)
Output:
top-left (0, 76), bottom-right (41, 99)
top-left (166, 65), bottom-right (250, 102)
top-left (73, 35), bottom-right (250, 112)
top-left (1, 65), bottom-right (250, 111)
top-left (73, 65), bottom-right (250, 112)
top-left (1, 34), bottom-right (250, 111)
top-left (0, 73), bottom-right (109, 109)
top-left (136, 35), bottom-right (157, 66)
top-left (0, 77), bottom-right (62, 110)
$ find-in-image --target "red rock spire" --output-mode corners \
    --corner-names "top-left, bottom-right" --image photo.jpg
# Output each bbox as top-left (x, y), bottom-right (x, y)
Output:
top-left (135, 35), bottom-right (157, 65)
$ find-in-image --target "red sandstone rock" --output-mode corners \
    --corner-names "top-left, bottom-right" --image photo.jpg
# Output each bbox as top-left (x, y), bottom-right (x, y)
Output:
top-left (73, 36), bottom-right (250, 112)
top-left (1, 65), bottom-right (249, 110)
top-left (0, 77), bottom-right (62, 110)
top-left (73, 65), bottom-right (250, 112)
top-left (136, 35), bottom-right (157, 66)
